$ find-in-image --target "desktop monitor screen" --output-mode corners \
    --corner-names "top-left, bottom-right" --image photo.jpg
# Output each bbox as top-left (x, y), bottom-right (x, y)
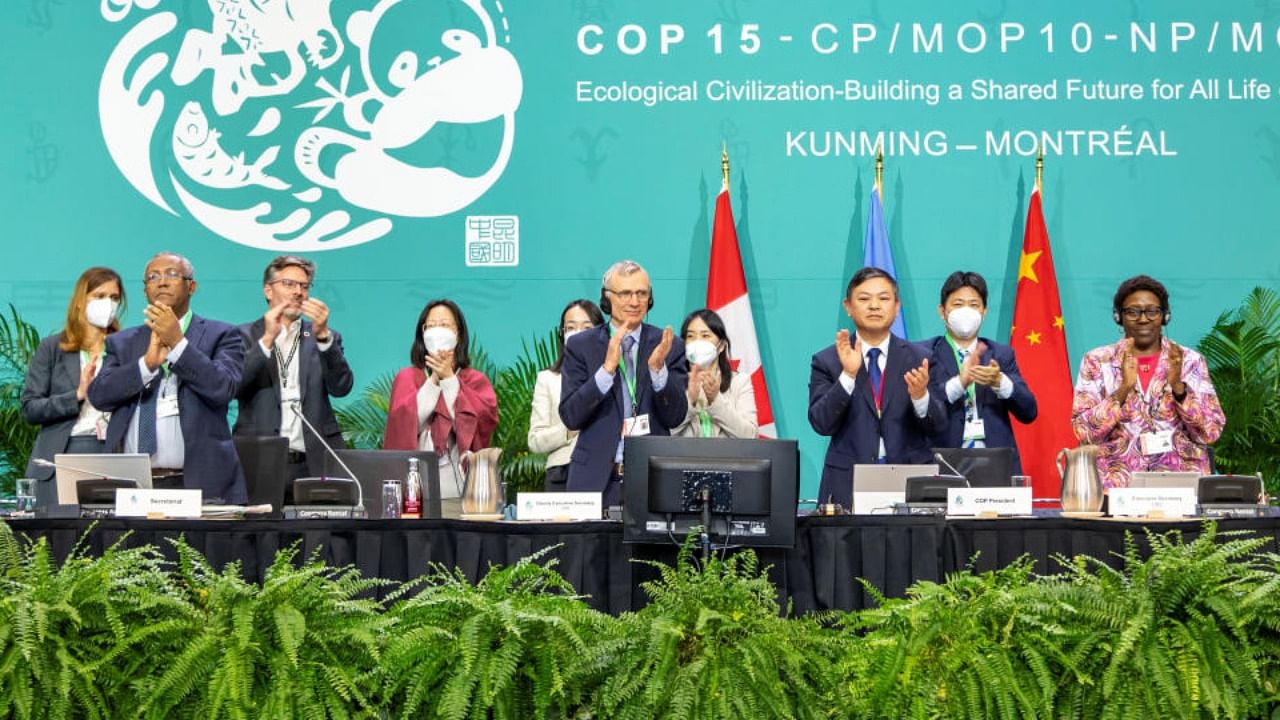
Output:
top-left (622, 436), bottom-right (799, 549)
top-left (931, 447), bottom-right (1015, 488)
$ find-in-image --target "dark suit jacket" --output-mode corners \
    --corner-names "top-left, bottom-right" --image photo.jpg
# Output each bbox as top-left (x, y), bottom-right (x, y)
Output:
top-left (559, 323), bottom-right (688, 492)
top-left (21, 334), bottom-right (87, 503)
top-left (234, 319), bottom-right (353, 474)
top-left (87, 314), bottom-right (247, 504)
top-left (808, 335), bottom-right (948, 508)
top-left (924, 335), bottom-right (1038, 474)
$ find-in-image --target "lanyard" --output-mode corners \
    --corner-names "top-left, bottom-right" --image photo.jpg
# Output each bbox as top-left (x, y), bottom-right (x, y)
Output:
top-left (944, 336), bottom-right (978, 411)
top-left (697, 408), bottom-right (713, 437)
top-left (610, 326), bottom-right (639, 415)
top-left (273, 326), bottom-right (302, 388)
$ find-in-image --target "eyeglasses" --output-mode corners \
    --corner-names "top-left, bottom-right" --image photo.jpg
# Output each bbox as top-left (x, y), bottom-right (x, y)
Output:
top-left (606, 289), bottom-right (651, 302)
top-left (1120, 307), bottom-right (1164, 321)
top-left (270, 278), bottom-right (311, 291)
top-left (143, 269), bottom-right (191, 284)
top-left (422, 322), bottom-right (457, 331)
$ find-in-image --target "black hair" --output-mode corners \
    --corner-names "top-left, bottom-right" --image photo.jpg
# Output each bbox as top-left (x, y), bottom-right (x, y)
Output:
top-left (1113, 275), bottom-right (1170, 316)
top-left (550, 298), bottom-right (605, 373)
top-left (410, 299), bottom-right (471, 370)
top-left (939, 270), bottom-right (988, 306)
top-left (845, 266), bottom-right (899, 300)
top-left (680, 308), bottom-right (733, 393)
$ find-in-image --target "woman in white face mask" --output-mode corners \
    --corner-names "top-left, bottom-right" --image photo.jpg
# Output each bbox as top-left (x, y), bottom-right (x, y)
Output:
top-left (673, 309), bottom-right (758, 438)
top-left (20, 267), bottom-right (127, 508)
top-left (384, 299), bottom-right (498, 516)
top-left (527, 299), bottom-right (605, 491)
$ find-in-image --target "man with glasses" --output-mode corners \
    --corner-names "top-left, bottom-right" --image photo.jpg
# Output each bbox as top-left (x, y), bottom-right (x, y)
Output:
top-left (88, 252), bottom-right (247, 503)
top-left (235, 256), bottom-right (353, 496)
top-left (1071, 274), bottom-right (1225, 488)
top-left (559, 260), bottom-right (688, 505)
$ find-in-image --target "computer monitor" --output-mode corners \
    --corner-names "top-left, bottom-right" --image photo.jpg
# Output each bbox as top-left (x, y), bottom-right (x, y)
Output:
top-left (931, 447), bottom-right (1015, 488)
top-left (323, 449), bottom-right (441, 519)
top-left (622, 436), bottom-right (799, 549)
top-left (54, 453), bottom-right (152, 505)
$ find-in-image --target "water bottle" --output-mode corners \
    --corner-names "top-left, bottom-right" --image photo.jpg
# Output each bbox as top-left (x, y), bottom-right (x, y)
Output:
top-left (403, 457), bottom-right (423, 519)
top-left (382, 479), bottom-right (402, 519)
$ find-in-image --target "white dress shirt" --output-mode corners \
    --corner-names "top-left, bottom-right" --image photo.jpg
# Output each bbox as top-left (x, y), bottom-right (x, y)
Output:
top-left (257, 319), bottom-right (333, 453)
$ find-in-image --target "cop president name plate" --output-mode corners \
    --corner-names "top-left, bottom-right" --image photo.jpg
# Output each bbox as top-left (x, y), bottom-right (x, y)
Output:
top-left (115, 488), bottom-right (202, 518)
top-left (946, 487), bottom-right (1032, 517)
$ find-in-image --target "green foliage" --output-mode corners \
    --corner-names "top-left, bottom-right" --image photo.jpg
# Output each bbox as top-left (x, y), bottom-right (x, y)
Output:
top-left (486, 330), bottom-right (560, 496)
top-left (0, 305), bottom-right (41, 495)
top-left (591, 539), bottom-right (847, 720)
top-left (137, 539), bottom-right (394, 720)
top-left (1198, 286), bottom-right (1280, 495)
top-left (334, 371), bottom-right (395, 450)
top-left (380, 547), bottom-right (611, 720)
top-left (0, 522), bottom-right (190, 720)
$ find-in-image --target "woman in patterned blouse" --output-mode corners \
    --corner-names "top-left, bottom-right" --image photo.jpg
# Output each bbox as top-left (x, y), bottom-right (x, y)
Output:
top-left (1070, 275), bottom-right (1225, 488)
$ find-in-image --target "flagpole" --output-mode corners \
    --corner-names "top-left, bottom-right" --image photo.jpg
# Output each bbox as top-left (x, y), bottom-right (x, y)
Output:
top-left (1035, 145), bottom-right (1044, 194)
top-left (874, 144), bottom-right (884, 196)
top-left (721, 142), bottom-right (730, 191)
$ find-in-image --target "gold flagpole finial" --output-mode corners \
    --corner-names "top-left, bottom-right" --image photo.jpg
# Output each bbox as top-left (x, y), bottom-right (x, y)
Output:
top-left (874, 144), bottom-right (884, 195)
top-left (1035, 145), bottom-right (1044, 193)
top-left (721, 142), bottom-right (730, 188)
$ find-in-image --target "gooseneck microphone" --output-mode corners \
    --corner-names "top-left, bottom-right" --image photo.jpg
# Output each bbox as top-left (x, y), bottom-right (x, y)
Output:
top-left (289, 402), bottom-right (365, 514)
top-left (933, 452), bottom-right (971, 487)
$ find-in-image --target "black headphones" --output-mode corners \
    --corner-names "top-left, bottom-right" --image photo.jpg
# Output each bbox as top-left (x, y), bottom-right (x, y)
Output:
top-left (599, 286), bottom-right (655, 316)
top-left (1112, 307), bottom-right (1171, 326)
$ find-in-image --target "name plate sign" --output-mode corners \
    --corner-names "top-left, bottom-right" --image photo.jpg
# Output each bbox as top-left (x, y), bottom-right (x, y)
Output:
top-left (114, 488), bottom-right (202, 518)
top-left (1108, 488), bottom-right (1197, 518)
top-left (947, 487), bottom-right (1033, 516)
top-left (516, 492), bottom-right (602, 521)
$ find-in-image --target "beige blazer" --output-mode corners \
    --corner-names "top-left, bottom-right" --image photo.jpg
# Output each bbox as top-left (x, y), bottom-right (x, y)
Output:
top-left (527, 369), bottom-right (577, 467)
top-left (674, 371), bottom-right (758, 438)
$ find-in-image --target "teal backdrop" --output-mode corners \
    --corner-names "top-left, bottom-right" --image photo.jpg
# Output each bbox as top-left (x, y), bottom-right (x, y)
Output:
top-left (3, 0), bottom-right (1279, 498)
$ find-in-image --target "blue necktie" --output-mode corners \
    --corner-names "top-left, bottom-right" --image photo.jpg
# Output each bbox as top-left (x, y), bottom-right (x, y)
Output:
top-left (620, 335), bottom-right (636, 417)
top-left (866, 347), bottom-right (883, 407)
top-left (137, 380), bottom-right (158, 455)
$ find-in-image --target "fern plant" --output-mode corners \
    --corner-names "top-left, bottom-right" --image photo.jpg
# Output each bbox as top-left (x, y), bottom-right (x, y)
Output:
top-left (0, 305), bottom-right (41, 494)
top-left (590, 539), bottom-right (847, 720)
top-left (378, 547), bottom-right (612, 720)
top-left (137, 539), bottom-right (394, 720)
top-left (0, 522), bottom-right (191, 720)
top-left (1198, 286), bottom-right (1280, 495)
top-left (334, 371), bottom-right (395, 449)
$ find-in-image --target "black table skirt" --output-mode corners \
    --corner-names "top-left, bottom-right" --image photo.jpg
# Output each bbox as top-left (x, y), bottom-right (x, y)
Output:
top-left (5, 515), bottom-right (1276, 615)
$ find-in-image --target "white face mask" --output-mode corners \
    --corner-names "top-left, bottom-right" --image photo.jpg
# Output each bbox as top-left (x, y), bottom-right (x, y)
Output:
top-left (946, 306), bottom-right (984, 340)
top-left (685, 340), bottom-right (720, 369)
top-left (422, 327), bottom-right (457, 354)
top-left (85, 298), bottom-right (119, 329)
top-left (563, 328), bottom-right (585, 344)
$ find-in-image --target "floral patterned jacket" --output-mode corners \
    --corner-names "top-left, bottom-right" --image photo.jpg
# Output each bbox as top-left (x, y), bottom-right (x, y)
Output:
top-left (1071, 337), bottom-right (1225, 488)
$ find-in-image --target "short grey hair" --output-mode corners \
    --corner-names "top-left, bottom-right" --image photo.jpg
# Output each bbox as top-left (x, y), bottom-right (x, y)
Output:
top-left (149, 251), bottom-right (195, 279)
top-left (602, 259), bottom-right (646, 289)
top-left (263, 255), bottom-right (316, 285)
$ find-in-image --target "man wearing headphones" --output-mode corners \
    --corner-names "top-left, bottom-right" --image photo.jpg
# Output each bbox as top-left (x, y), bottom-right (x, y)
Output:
top-left (559, 259), bottom-right (688, 505)
top-left (1071, 275), bottom-right (1225, 488)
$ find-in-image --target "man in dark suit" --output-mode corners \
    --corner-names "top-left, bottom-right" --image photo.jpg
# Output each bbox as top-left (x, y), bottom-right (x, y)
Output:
top-left (559, 259), bottom-right (688, 505)
top-left (925, 271), bottom-right (1037, 472)
top-left (235, 256), bottom-right (353, 492)
top-left (88, 252), bottom-right (247, 504)
top-left (808, 267), bottom-right (947, 508)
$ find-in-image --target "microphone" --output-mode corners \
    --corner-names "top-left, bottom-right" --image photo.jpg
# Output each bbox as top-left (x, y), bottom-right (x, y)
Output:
top-left (289, 402), bottom-right (365, 514)
top-left (33, 458), bottom-right (138, 485)
top-left (933, 452), bottom-right (971, 487)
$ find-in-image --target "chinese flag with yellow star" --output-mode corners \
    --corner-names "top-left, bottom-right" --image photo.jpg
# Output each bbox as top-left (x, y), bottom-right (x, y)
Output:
top-left (1011, 187), bottom-right (1075, 504)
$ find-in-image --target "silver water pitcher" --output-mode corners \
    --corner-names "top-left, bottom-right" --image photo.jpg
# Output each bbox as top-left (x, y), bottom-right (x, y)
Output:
top-left (1056, 446), bottom-right (1103, 512)
top-left (460, 447), bottom-right (505, 515)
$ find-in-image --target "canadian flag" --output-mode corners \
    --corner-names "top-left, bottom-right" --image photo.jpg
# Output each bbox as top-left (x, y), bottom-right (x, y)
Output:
top-left (707, 180), bottom-right (777, 437)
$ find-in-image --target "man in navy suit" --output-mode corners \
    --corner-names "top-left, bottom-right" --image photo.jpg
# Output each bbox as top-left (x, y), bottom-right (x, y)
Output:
top-left (88, 252), bottom-right (247, 504)
top-left (808, 267), bottom-right (947, 508)
top-left (236, 255), bottom-right (353, 491)
top-left (559, 259), bottom-right (688, 505)
top-left (925, 271), bottom-right (1037, 473)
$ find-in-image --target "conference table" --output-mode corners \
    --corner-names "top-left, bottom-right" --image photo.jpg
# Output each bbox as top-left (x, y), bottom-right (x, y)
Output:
top-left (5, 513), bottom-right (1279, 615)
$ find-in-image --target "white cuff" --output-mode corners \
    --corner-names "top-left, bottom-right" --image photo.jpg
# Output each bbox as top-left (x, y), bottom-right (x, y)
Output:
top-left (996, 373), bottom-right (1014, 399)
top-left (912, 390), bottom-right (930, 418)
top-left (945, 376), bottom-right (966, 403)
top-left (838, 372), bottom-right (857, 394)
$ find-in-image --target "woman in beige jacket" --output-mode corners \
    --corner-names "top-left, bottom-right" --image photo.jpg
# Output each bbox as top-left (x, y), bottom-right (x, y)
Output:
top-left (674, 308), bottom-right (758, 439)
top-left (527, 299), bottom-right (605, 490)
